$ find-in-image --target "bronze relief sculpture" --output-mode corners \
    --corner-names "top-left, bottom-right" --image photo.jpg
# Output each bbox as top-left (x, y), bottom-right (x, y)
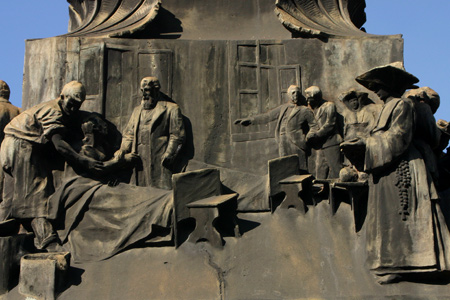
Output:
top-left (343, 62), bottom-right (450, 284)
top-left (2, 0), bottom-right (450, 298)
top-left (235, 85), bottom-right (318, 172)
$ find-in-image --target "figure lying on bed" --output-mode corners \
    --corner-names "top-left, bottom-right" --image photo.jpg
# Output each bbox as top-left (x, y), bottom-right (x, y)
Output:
top-left (50, 113), bottom-right (174, 262)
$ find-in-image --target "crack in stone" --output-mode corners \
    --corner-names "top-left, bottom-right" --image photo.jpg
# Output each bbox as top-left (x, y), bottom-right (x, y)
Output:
top-left (201, 247), bottom-right (226, 300)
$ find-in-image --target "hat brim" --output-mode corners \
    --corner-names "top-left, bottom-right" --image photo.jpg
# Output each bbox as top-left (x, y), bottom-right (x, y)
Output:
top-left (356, 64), bottom-right (419, 94)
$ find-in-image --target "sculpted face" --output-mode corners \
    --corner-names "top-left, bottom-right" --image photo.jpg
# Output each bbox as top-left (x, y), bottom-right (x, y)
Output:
top-left (375, 87), bottom-right (390, 101)
top-left (142, 83), bottom-right (160, 100)
top-left (140, 77), bottom-right (161, 109)
top-left (305, 86), bottom-right (322, 108)
top-left (0, 80), bottom-right (10, 100)
top-left (307, 94), bottom-right (321, 109)
top-left (287, 86), bottom-right (301, 105)
top-left (348, 98), bottom-right (359, 111)
top-left (90, 115), bottom-right (108, 136)
top-left (60, 82), bottom-right (86, 116)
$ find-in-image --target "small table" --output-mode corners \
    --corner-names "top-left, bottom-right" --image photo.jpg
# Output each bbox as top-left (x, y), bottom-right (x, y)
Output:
top-left (333, 181), bottom-right (368, 232)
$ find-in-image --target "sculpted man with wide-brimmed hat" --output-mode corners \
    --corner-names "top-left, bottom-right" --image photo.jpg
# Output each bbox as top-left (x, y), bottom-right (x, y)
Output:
top-left (342, 62), bottom-right (450, 284)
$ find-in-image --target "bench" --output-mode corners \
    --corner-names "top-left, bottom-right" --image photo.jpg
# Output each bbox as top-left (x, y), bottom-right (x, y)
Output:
top-left (172, 168), bottom-right (240, 248)
top-left (268, 155), bottom-right (313, 213)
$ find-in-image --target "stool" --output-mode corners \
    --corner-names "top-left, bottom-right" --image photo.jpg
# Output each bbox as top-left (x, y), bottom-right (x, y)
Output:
top-left (278, 174), bottom-right (313, 213)
top-left (186, 193), bottom-right (240, 248)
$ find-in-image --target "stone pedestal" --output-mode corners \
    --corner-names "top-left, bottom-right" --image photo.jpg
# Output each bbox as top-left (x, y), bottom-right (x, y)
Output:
top-left (0, 233), bottom-right (31, 296)
top-left (19, 252), bottom-right (71, 300)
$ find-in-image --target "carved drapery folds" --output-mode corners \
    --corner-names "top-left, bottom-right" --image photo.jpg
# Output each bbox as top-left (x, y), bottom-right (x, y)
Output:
top-left (275, 0), bottom-right (368, 38)
top-left (66, 0), bottom-right (161, 38)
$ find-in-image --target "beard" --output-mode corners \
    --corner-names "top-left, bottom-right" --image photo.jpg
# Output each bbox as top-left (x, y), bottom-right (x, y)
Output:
top-left (141, 97), bottom-right (157, 110)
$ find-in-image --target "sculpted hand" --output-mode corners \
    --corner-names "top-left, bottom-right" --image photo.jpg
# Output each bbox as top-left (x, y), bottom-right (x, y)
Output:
top-left (234, 118), bottom-right (252, 126)
top-left (306, 131), bottom-right (318, 144)
top-left (306, 131), bottom-right (317, 140)
top-left (340, 138), bottom-right (365, 150)
top-left (161, 153), bottom-right (175, 168)
top-left (102, 153), bottom-right (139, 171)
top-left (80, 156), bottom-right (104, 172)
top-left (124, 152), bottom-right (140, 163)
top-left (114, 149), bottom-right (126, 160)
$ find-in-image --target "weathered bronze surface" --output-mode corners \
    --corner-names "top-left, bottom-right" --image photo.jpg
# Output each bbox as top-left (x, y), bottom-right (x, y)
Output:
top-left (275, 0), bottom-right (368, 38)
top-left (3, 0), bottom-right (450, 298)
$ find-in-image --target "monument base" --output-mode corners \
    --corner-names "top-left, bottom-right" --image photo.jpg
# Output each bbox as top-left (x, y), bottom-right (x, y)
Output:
top-left (4, 201), bottom-right (450, 299)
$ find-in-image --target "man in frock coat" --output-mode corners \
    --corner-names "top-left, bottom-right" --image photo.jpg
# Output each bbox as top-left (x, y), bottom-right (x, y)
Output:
top-left (115, 77), bottom-right (185, 190)
top-left (235, 85), bottom-right (318, 171)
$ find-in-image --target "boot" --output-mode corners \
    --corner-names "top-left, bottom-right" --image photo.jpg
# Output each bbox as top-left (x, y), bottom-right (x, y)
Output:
top-left (31, 218), bottom-right (59, 250)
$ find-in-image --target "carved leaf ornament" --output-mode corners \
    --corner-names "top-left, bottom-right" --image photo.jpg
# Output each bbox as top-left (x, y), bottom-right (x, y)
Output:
top-left (275, 0), bottom-right (369, 38)
top-left (66, 0), bottom-right (368, 38)
top-left (66, 0), bottom-right (161, 37)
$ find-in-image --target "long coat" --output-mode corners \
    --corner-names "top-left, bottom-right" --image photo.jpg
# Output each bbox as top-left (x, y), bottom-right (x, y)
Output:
top-left (309, 101), bottom-right (343, 178)
top-left (342, 103), bottom-right (381, 141)
top-left (0, 98), bottom-right (20, 219)
top-left (251, 103), bottom-right (318, 170)
top-left (313, 101), bottom-right (342, 148)
top-left (364, 97), bottom-right (450, 273)
top-left (121, 100), bottom-right (185, 190)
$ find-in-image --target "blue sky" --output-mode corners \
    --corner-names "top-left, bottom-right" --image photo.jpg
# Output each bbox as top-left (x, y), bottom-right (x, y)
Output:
top-left (0, 1), bottom-right (449, 120)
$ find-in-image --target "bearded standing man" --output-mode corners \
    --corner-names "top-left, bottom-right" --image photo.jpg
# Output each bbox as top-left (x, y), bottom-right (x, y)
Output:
top-left (115, 77), bottom-right (185, 190)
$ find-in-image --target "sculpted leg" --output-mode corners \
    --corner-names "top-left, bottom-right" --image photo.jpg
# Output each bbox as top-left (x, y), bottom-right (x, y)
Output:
top-left (31, 218), bottom-right (59, 250)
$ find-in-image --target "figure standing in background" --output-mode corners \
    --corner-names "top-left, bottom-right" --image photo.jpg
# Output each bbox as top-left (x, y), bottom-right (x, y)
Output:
top-left (0, 80), bottom-right (20, 219)
top-left (339, 89), bottom-right (381, 178)
top-left (339, 89), bottom-right (380, 141)
top-left (304, 86), bottom-right (343, 179)
top-left (235, 85), bottom-right (318, 171)
top-left (435, 119), bottom-right (450, 191)
top-left (115, 77), bottom-right (185, 190)
top-left (404, 87), bottom-right (441, 184)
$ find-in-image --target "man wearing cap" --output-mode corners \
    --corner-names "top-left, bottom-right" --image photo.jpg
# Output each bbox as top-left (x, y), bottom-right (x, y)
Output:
top-left (338, 89), bottom-right (381, 176)
top-left (0, 81), bottom-right (21, 214)
top-left (115, 77), bottom-right (185, 190)
top-left (342, 62), bottom-right (450, 284)
top-left (234, 85), bottom-right (318, 171)
top-left (0, 81), bottom-right (104, 249)
top-left (304, 86), bottom-right (343, 179)
top-left (339, 89), bottom-right (380, 141)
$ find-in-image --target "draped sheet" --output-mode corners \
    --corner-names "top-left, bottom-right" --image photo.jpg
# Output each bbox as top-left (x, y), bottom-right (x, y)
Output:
top-left (50, 176), bottom-right (173, 262)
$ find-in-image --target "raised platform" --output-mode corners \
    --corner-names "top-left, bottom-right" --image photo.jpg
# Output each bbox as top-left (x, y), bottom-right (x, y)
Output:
top-left (4, 201), bottom-right (450, 299)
